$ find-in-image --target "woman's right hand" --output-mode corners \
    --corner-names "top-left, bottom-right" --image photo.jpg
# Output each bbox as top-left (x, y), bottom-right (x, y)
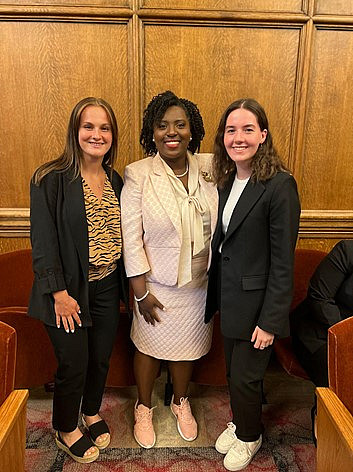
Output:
top-left (137, 293), bottom-right (164, 326)
top-left (53, 290), bottom-right (82, 333)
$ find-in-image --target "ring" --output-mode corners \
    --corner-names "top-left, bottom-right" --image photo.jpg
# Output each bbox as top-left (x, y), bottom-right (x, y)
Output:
top-left (260, 345), bottom-right (265, 349)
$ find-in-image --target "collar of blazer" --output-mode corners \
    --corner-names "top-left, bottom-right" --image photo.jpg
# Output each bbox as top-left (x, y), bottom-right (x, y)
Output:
top-left (150, 152), bottom-right (218, 241)
top-left (195, 154), bottom-right (218, 239)
top-left (219, 173), bottom-right (265, 246)
top-left (150, 153), bottom-right (183, 238)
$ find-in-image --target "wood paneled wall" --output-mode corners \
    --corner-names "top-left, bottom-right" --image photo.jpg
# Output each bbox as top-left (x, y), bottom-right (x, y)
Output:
top-left (1, 0), bottom-right (352, 254)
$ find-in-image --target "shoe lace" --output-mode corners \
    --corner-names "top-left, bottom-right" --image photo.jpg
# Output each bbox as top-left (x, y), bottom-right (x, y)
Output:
top-left (176, 397), bottom-right (193, 424)
top-left (230, 438), bottom-right (248, 455)
top-left (136, 406), bottom-right (155, 430)
top-left (225, 422), bottom-right (236, 438)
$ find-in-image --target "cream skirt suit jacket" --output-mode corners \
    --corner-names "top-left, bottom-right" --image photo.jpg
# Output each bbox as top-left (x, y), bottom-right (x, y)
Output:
top-left (121, 152), bottom-right (218, 360)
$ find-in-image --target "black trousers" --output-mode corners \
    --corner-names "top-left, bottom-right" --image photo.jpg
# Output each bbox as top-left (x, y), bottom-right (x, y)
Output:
top-left (224, 336), bottom-right (273, 442)
top-left (216, 255), bottom-right (271, 441)
top-left (46, 269), bottom-right (120, 432)
top-left (292, 336), bottom-right (329, 387)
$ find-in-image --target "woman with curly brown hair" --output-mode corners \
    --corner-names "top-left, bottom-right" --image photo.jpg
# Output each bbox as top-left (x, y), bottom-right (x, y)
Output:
top-left (205, 98), bottom-right (301, 471)
top-left (121, 90), bottom-right (218, 448)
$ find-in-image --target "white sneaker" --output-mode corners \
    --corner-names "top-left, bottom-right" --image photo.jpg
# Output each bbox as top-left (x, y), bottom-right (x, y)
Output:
top-left (215, 422), bottom-right (237, 454)
top-left (223, 435), bottom-right (262, 471)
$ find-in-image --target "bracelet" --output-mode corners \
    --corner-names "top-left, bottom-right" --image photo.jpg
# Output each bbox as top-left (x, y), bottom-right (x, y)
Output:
top-left (134, 290), bottom-right (150, 302)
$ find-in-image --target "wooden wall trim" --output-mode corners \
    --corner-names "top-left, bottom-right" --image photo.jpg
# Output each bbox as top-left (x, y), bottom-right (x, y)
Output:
top-left (1, 208), bottom-right (352, 239)
top-left (0, 209), bottom-right (30, 238)
top-left (0, 6), bottom-right (133, 20)
top-left (290, 18), bottom-right (314, 180)
top-left (2, 7), bottom-right (353, 27)
top-left (300, 211), bottom-right (353, 238)
top-left (128, 15), bottom-right (144, 162)
top-left (313, 15), bottom-right (353, 25)
top-left (137, 10), bottom-right (309, 23)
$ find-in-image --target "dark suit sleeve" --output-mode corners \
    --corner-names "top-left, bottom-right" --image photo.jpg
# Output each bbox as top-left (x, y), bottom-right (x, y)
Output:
top-left (30, 173), bottom-right (66, 294)
top-left (308, 240), bottom-right (353, 327)
top-left (257, 174), bottom-right (301, 335)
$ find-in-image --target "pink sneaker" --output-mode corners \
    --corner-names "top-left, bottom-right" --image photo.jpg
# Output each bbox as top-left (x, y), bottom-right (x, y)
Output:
top-left (133, 401), bottom-right (156, 449)
top-left (170, 396), bottom-right (197, 441)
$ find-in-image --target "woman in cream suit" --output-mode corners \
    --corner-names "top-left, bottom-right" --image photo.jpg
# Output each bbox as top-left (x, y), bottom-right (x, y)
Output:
top-left (121, 91), bottom-right (218, 448)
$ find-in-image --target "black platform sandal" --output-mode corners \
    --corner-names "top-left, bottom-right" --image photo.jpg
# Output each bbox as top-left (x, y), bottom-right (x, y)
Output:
top-left (82, 416), bottom-right (111, 450)
top-left (55, 431), bottom-right (99, 463)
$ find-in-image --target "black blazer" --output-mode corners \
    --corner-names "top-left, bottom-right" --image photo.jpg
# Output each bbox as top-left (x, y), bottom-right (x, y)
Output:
top-left (205, 171), bottom-right (301, 340)
top-left (291, 239), bottom-right (353, 354)
top-left (28, 165), bottom-right (129, 327)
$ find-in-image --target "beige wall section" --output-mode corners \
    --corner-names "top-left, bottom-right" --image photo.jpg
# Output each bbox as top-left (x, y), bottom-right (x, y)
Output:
top-left (0, 0), bottom-right (353, 253)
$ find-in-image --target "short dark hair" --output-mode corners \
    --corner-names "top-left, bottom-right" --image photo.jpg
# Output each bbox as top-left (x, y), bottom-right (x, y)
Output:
top-left (140, 90), bottom-right (205, 156)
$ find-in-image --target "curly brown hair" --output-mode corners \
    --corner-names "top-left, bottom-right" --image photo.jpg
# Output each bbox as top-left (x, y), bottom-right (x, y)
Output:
top-left (213, 98), bottom-right (289, 187)
top-left (140, 90), bottom-right (205, 156)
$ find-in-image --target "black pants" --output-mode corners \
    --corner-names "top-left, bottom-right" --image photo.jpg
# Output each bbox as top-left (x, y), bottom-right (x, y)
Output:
top-left (216, 255), bottom-right (271, 441)
top-left (46, 269), bottom-right (120, 432)
top-left (224, 336), bottom-right (273, 442)
top-left (292, 336), bottom-right (329, 387)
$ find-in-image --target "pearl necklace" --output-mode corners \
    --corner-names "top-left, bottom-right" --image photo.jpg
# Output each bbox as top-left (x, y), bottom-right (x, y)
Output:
top-left (174, 162), bottom-right (189, 178)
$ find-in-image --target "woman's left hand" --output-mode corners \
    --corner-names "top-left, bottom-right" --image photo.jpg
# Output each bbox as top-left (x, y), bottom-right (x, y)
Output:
top-left (251, 325), bottom-right (274, 350)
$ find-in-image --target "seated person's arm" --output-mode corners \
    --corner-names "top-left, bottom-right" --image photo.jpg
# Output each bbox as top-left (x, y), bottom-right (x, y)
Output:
top-left (308, 241), bottom-right (352, 327)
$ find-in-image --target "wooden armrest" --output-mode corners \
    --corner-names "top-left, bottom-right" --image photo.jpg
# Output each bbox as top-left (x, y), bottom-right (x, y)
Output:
top-left (316, 387), bottom-right (353, 472)
top-left (0, 389), bottom-right (28, 472)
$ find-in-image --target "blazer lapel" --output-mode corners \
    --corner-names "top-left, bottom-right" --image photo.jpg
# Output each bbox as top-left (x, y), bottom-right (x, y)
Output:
top-left (149, 154), bottom-right (182, 237)
top-left (104, 164), bottom-right (122, 199)
top-left (64, 173), bottom-right (89, 279)
top-left (223, 178), bottom-right (265, 244)
top-left (197, 160), bottom-right (218, 238)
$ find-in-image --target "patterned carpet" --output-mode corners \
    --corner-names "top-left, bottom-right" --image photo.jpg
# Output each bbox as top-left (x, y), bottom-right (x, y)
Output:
top-left (25, 358), bottom-right (317, 471)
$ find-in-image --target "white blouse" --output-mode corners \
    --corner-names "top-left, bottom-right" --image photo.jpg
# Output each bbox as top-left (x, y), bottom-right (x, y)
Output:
top-left (219, 175), bottom-right (249, 252)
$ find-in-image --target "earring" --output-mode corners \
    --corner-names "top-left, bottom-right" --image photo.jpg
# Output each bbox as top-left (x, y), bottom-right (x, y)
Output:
top-left (152, 137), bottom-right (155, 142)
top-left (189, 136), bottom-right (192, 141)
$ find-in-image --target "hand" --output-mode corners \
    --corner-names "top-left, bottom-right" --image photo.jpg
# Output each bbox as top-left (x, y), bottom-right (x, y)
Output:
top-left (137, 293), bottom-right (164, 326)
top-left (53, 290), bottom-right (82, 333)
top-left (251, 325), bottom-right (274, 350)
